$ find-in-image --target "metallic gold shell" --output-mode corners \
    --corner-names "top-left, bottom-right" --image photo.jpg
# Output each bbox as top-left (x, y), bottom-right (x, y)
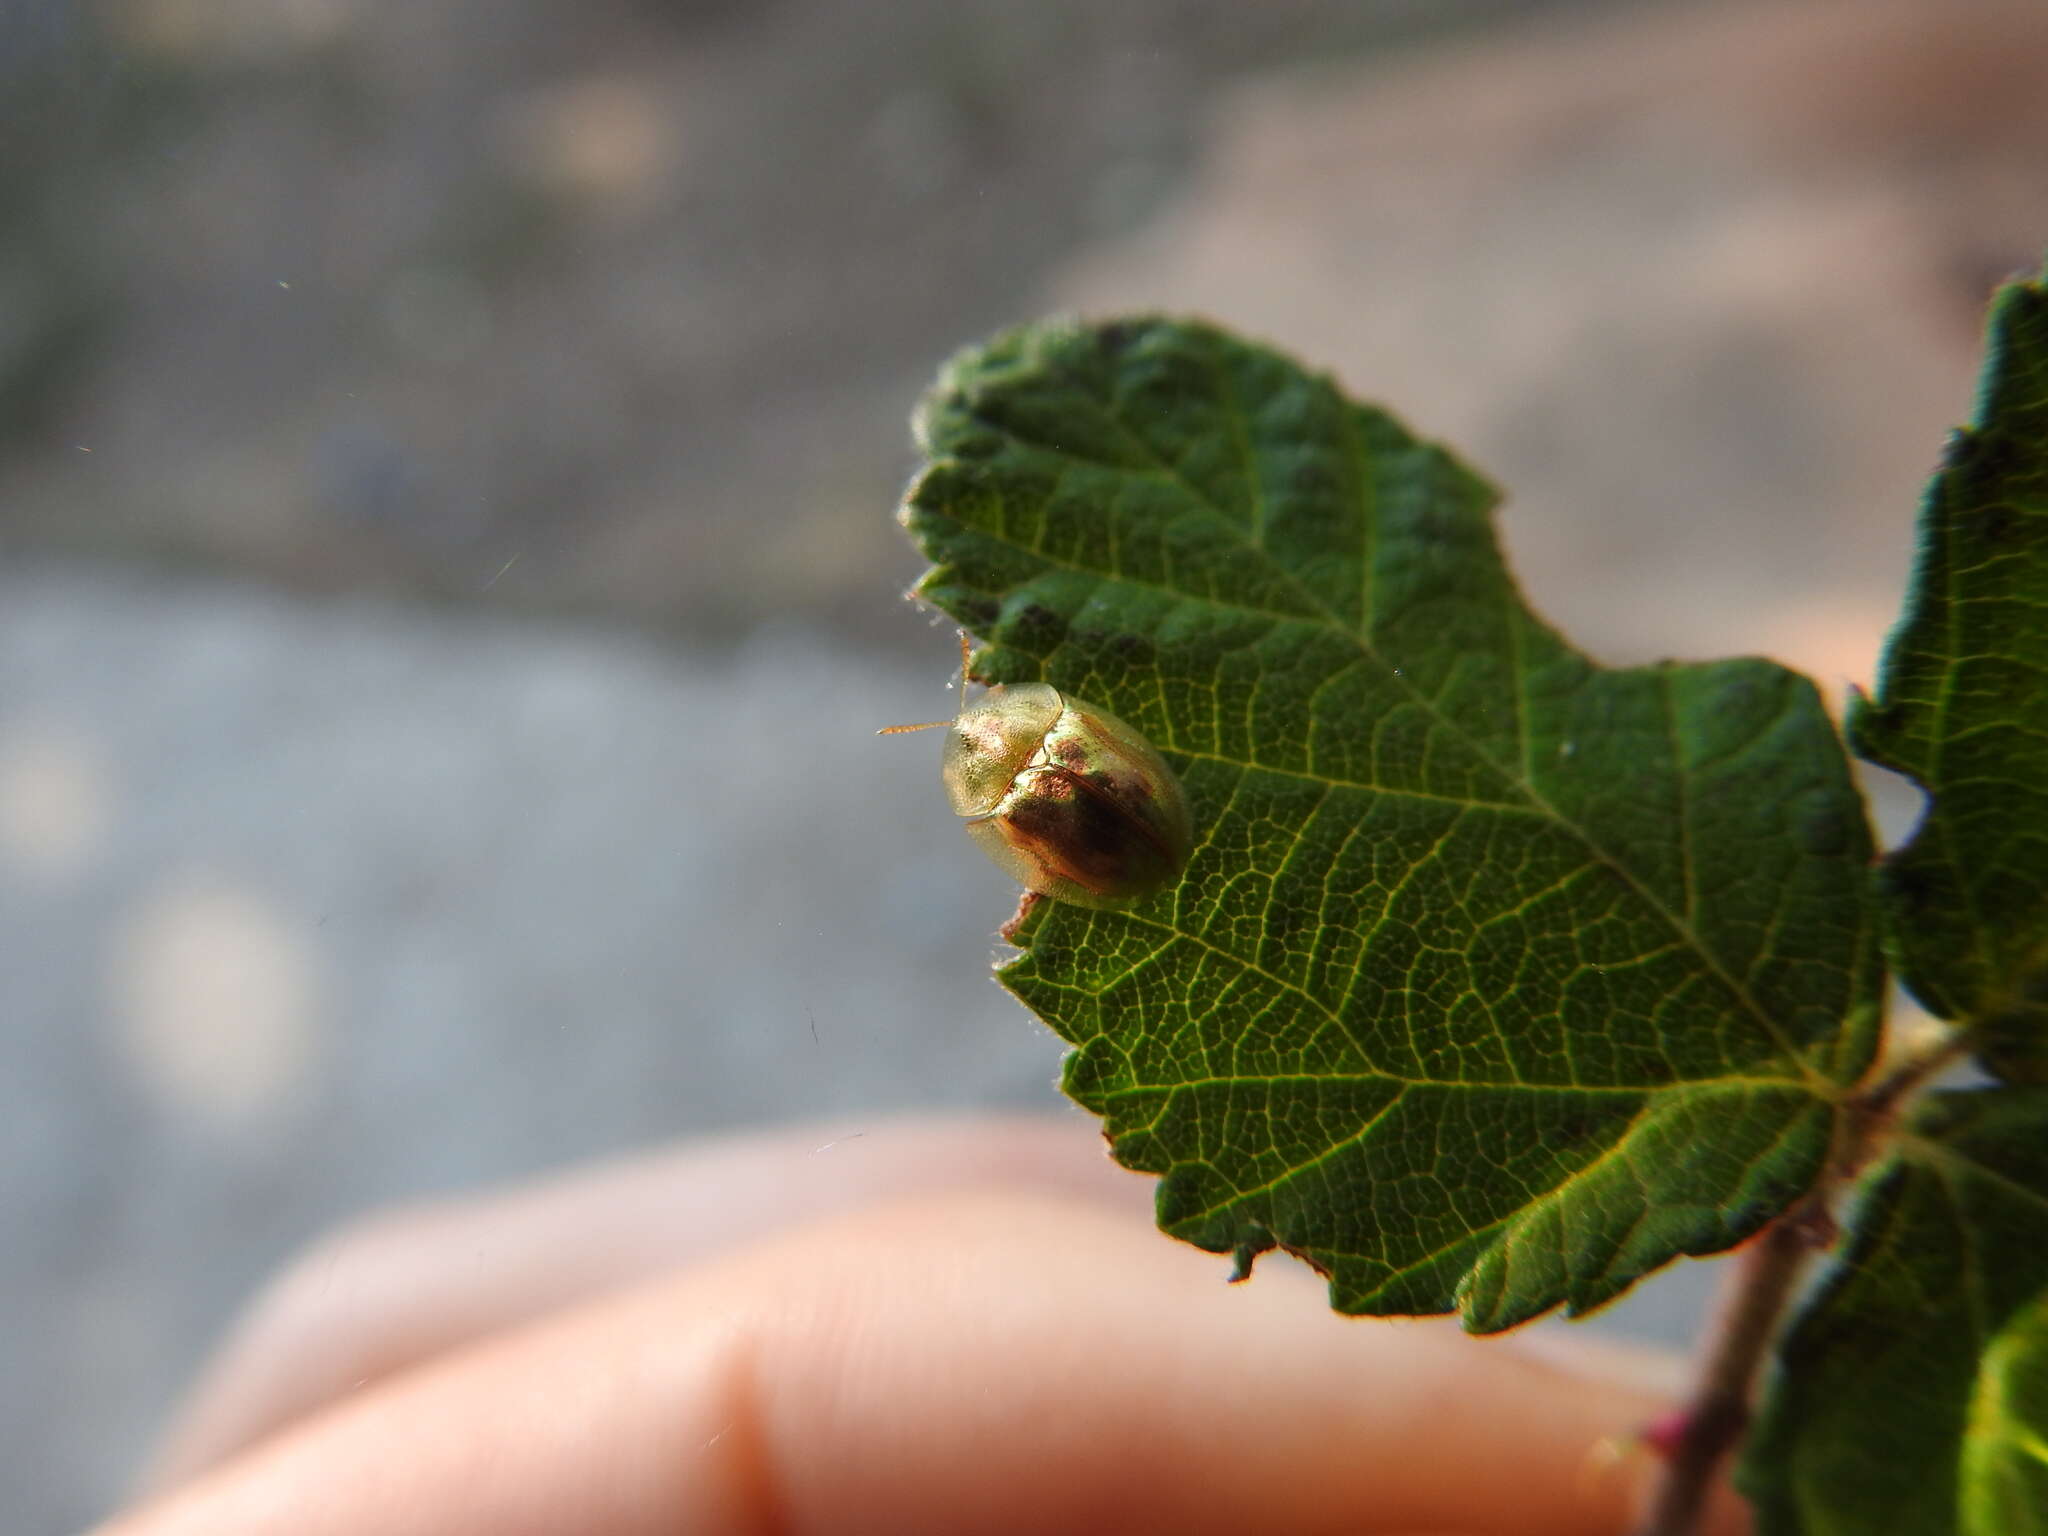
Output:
top-left (942, 685), bottom-right (1191, 908)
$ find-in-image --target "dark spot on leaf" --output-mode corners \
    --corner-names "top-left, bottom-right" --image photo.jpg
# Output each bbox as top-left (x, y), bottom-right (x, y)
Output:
top-left (1097, 321), bottom-right (1144, 356)
top-left (1793, 797), bottom-right (1852, 858)
top-left (947, 595), bottom-right (1000, 631)
top-left (1877, 855), bottom-right (1945, 914)
top-left (1001, 599), bottom-right (1064, 650)
top-left (1972, 501), bottom-right (2017, 545)
top-left (1946, 426), bottom-right (2022, 492)
top-left (1863, 701), bottom-right (1910, 741)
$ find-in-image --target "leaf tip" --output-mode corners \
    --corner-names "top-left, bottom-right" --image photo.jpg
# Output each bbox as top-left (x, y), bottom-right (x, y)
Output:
top-left (1227, 1236), bottom-right (1264, 1284)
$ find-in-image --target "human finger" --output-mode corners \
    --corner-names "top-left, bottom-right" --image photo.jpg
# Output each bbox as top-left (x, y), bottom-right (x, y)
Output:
top-left (101, 1191), bottom-right (1747, 1536)
top-left (145, 1114), bottom-right (1146, 1491)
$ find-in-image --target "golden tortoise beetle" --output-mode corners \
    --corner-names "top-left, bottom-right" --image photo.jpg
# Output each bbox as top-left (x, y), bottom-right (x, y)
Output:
top-left (880, 633), bottom-right (1193, 936)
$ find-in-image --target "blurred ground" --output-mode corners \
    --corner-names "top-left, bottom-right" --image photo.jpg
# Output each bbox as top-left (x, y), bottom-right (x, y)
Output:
top-left (0, 561), bottom-right (1066, 1521)
top-left (6, 0), bottom-right (2048, 1528)
top-left (2, 0), bottom-right (1602, 638)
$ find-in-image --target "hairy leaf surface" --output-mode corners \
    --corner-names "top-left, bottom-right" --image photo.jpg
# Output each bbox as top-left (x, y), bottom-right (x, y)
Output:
top-left (900, 317), bottom-right (1881, 1327)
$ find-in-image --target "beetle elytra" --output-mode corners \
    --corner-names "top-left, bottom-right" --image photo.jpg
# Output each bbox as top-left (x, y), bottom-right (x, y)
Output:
top-left (880, 633), bottom-right (1192, 931)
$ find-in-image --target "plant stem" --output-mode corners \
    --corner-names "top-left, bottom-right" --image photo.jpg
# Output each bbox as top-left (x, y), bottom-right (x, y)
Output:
top-left (1630, 1208), bottom-right (1814, 1536)
top-left (1631, 1023), bottom-right (1969, 1535)
top-left (1855, 1024), bottom-right (1972, 1124)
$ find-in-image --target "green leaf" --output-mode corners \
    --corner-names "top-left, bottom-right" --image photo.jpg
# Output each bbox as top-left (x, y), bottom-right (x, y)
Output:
top-left (1741, 1088), bottom-right (2048, 1536)
top-left (1849, 265), bottom-right (2048, 1075)
top-left (899, 316), bottom-right (1881, 1329)
top-left (1963, 1289), bottom-right (2048, 1536)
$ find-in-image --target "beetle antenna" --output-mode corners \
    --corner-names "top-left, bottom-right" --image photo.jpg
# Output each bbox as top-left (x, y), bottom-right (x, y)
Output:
top-left (877, 630), bottom-right (980, 736)
top-left (876, 719), bottom-right (949, 735)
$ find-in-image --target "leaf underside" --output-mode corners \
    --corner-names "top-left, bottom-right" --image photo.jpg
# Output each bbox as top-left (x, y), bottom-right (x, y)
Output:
top-left (1849, 265), bottom-right (2048, 1076)
top-left (1742, 1088), bottom-right (2048, 1536)
top-left (900, 316), bottom-right (1880, 1329)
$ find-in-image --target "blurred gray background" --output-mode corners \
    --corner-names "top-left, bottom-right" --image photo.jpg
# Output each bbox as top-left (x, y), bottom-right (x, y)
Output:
top-left (7, 0), bottom-right (2048, 1528)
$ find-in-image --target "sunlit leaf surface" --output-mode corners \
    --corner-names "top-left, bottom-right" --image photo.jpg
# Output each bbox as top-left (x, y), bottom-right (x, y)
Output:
top-left (900, 317), bottom-right (1880, 1328)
